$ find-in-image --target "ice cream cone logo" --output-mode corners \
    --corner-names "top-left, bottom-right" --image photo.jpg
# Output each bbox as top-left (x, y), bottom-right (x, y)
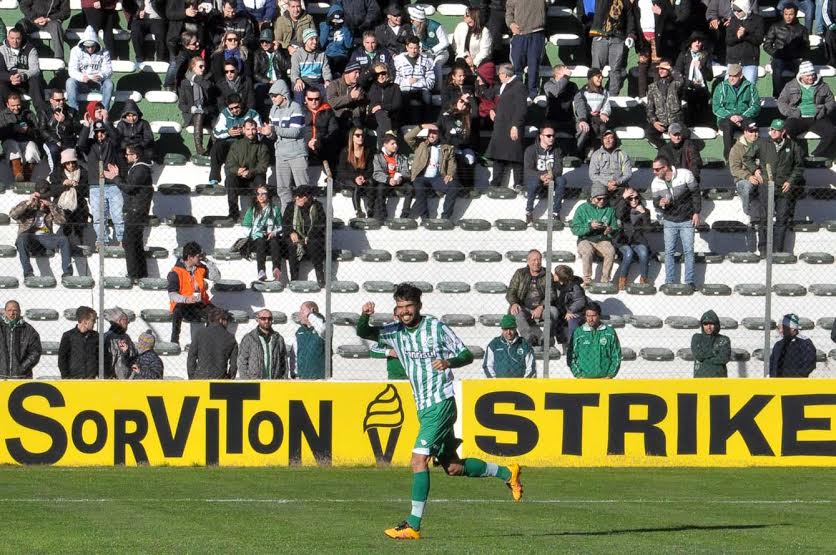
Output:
top-left (364, 384), bottom-right (404, 464)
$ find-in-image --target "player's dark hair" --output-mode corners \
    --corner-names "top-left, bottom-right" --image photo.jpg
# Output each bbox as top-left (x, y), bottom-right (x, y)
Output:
top-left (394, 283), bottom-right (422, 304)
top-left (584, 301), bottom-right (602, 315)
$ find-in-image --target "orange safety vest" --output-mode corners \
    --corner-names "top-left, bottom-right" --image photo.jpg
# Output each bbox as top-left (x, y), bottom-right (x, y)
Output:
top-left (169, 265), bottom-right (210, 311)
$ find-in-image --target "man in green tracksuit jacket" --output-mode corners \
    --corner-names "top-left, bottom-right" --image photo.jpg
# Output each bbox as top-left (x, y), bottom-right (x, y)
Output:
top-left (691, 309), bottom-right (731, 377)
top-left (290, 301), bottom-right (326, 379)
top-left (570, 302), bottom-right (621, 378)
top-left (570, 184), bottom-right (619, 285)
top-left (483, 314), bottom-right (536, 378)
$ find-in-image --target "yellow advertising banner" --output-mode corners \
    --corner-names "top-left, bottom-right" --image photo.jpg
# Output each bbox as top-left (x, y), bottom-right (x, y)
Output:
top-left (0, 381), bottom-right (418, 466)
top-left (460, 379), bottom-right (836, 466)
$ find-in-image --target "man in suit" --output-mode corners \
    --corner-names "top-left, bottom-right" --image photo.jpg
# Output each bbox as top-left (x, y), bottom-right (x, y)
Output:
top-left (485, 63), bottom-right (527, 190)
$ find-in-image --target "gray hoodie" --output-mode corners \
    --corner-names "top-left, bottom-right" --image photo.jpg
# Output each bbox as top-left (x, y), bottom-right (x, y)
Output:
top-left (0, 38), bottom-right (40, 81)
top-left (268, 80), bottom-right (308, 161)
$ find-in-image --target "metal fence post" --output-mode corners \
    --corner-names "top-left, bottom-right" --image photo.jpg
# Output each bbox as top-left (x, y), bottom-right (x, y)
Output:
top-left (763, 181), bottom-right (775, 378)
top-left (324, 169), bottom-right (334, 380)
top-left (98, 161), bottom-right (105, 379)
top-left (542, 185), bottom-right (554, 378)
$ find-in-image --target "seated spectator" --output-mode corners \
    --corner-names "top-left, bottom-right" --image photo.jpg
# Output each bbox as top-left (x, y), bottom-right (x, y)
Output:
top-left (243, 184), bottom-right (284, 282)
top-left (483, 314), bottom-right (536, 378)
top-left (211, 31), bottom-right (252, 82)
top-left (505, 0), bottom-right (545, 100)
top-left (675, 32), bottom-right (714, 126)
top-left (103, 307), bottom-right (136, 379)
top-left (38, 89), bottom-right (80, 172)
top-left (115, 100), bottom-right (154, 162)
top-left (552, 265), bottom-right (586, 365)
top-left (651, 155), bottom-right (700, 287)
top-left (0, 26), bottom-right (47, 113)
top-left (179, 56), bottom-right (214, 156)
top-left (349, 31), bottom-right (395, 87)
top-left (237, 308), bottom-right (287, 379)
top-left (225, 118), bottom-right (270, 220)
top-left (366, 62), bottom-right (401, 139)
top-left (11, 185), bottom-right (72, 278)
top-left (58, 306), bottom-right (98, 379)
top-left (237, 0), bottom-right (275, 34)
top-left (409, 6), bottom-right (449, 93)
top-left (319, 4), bottom-right (353, 75)
top-left (19, 0), bottom-right (69, 59)
top-left (486, 63), bottom-right (526, 189)
top-left (742, 118), bottom-right (805, 255)
top-left (645, 60), bottom-right (685, 149)
top-left (263, 80), bottom-right (307, 210)
top-left (66, 26), bottom-right (114, 110)
top-left (826, 0), bottom-right (836, 67)
top-left (338, 0), bottom-right (380, 37)
top-left (288, 301), bottom-right (327, 379)
top-left (691, 310), bottom-right (732, 377)
top-left (613, 187), bottom-right (651, 289)
top-left (216, 60), bottom-right (255, 111)
top-left (437, 94), bottom-right (477, 194)
top-left (106, 144), bottom-right (152, 283)
top-left (129, 0), bottom-right (167, 66)
top-left (82, 0), bottom-right (118, 55)
top-left (326, 61), bottom-right (368, 136)
top-left (336, 126), bottom-right (374, 218)
top-left (728, 119), bottom-right (760, 217)
top-left (440, 63), bottom-right (475, 113)
top-left (713, 63), bottom-right (760, 159)
top-left (770, 313), bottom-right (817, 377)
top-left (589, 129), bottom-right (633, 200)
top-left (291, 28), bottom-right (332, 104)
top-left (0, 93), bottom-right (40, 182)
top-left (393, 36), bottom-right (435, 122)
top-left (375, 3), bottom-right (413, 56)
top-left (764, 3), bottom-right (809, 97)
top-left (371, 133), bottom-right (411, 220)
top-left (79, 117), bottom-right (124, 246)
top-left (571, 185), bottom-right (619, 286)
top-left (523, 123), bottom-right (566, 224)
top-left (302, 86), bottom-right (337, 165)
top-left (127, 330), bottom-right (164, 379)
top-left (451, 7), bottom-right (492, 73)
top-left (570, 302), bottom-right (621, 379)
top-left (778, 61), bottom-right (836, 159)
top-left (164, 30), bottom-right (205, 91)
top-left (167, 241), bottom-right (220, 345)
top-left (573, 68), bottom-right (611, 158)
top-left (46, 149), bottom-right (88, 249)
top-left (506, 249), bottom-right (558, 347)
top-left (283, 187), bottom-right (326, 285)
top-left (657, 123), bottom-right (703, 183)
top-left (253, 28), bottom-right (291, 108)
top-left (0, 300), bottom-right (41, 379)
top-left (274, 0), bottom-right (314, 51)
top-left (726, 0), bottom-right (765, 85)
top-left (208, 94), bottom-right (261, 187)
top-left (405, 123), bottom-right (460, 221)
top-left (544, 65), bottom-right (578, 130)
top-left (188, 307), bottom-right (238, 379)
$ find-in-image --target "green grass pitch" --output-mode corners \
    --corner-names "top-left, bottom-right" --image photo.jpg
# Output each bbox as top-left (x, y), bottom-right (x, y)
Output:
top-left (1, 466), bottom-right (833, 553)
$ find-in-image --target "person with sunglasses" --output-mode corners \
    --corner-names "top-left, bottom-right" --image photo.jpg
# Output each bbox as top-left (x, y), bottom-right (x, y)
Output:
top-left (216, 60), bottom-right (255, 111)
top-left (523, 123), bottom-right (566, 224)
top-left (179, 56), bottom-right (214, 155)
top-left (242, 185), bottom-right (284, 282)
top-left (37, 90), bottom-right (81, 172)
top-left (208, 94), bottom-right (261, 187)
top-left (726, 0), bottom-right (765, 86)
top-left (66, 25), bottom-right (114, 110)
top-left (211, 31), bottom-right (251, 82)
top-left (188, 307), bottom-right (239, 379)
top-left (301, 86), bottom-right (338, 166)
top-left (287, 301), bottom-right (326, 379)
top-left (613, 187), bottom-right (652, 290)
top-left (237, 308), bottom-right (288, 379)
top-left (571, 184), bottom-right (619, 287)
top-left (253, 28), bottom-right (291, 109)
top-left (367, 62), bottom-right (401, 140)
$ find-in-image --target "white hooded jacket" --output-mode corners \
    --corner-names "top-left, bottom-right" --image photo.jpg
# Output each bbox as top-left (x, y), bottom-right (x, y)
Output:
top-left (68, 26), bottom-right (113, 82)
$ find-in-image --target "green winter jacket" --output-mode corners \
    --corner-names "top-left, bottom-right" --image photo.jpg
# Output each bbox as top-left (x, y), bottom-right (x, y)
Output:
top-left (570, 323), bottom-right (621, 378)
top-left (483, 334), bottom-right (536, 378)
top-left (570, 201), bottom-right (619, 243)
top-left (712, 77), bottom-right (761, 121)
top-left (690, 310), bottom-right (732, 377)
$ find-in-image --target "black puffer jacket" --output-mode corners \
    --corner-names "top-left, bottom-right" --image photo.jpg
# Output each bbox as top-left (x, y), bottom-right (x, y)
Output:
top-left (78, 121), bottom-right (122, 187)
top-left (253, 48), bottom-right (291, 86)
top-left (763, 18), bottom-right (808, 60)
top-left (58, 326), bottom-right (99, 379)
top-left (116, 100), bottom-right (155, 161)
top-left (37, 104), bottom-right (81, 149)
top-left (726, 6), bottom-right (764, 66)
top-left (368, 80), bottom-right (402, 116)
top-left (0, 319), bottom-right (41, 378)
top-left (612, 195), bottom-right (651, 248)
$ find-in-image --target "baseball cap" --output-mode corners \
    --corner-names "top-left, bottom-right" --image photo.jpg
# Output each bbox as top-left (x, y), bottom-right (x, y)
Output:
top-left (668, 122), bottom-right (684, 135)
top-left (769, 118), bottom-right (785, 130)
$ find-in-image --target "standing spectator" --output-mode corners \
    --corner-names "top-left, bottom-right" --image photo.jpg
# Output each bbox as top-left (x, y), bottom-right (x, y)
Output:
top-left (589, 0), bottom-right (635, 96)
top-left (326, 61), bottom-right (368, 135)
top-left (437, 95), bottom-right (478, 194)
top-left (409, 6), bottom-right (449, 92)
top-left (405, 123), bottom-right (460, 221)
top-left (58, 306), bottom-right (98, 379)
top-left (374, 3), bottom-right (413, 56)
top-left (506, 249), bottom-right (558, 347)
top-left (167, 241), bottom-right (221, 345)
top-left (657, 123), bottom-right (703, 184)
top-left (726, 0), bottom-right (765, 86)
top-left (127, 330), bottom-right (164, 379)
top-left (66, 26), bottom-right (114, 110)
top-left (645, 60), bottom-right (684, 149)
top-left (742, 118), bottom-right (805, 255)
top-left (523, 123), bottom-right (566, 224)
top-left (570, 302), bottom-right (621, 379)
top-left (11, 185), bottom-right (72, 278)
top-left (178, 56), bottom-right (214, 156)
top-left (216, 60), bottom-right (255, 112)
top-left (301, 86), bottom-right (338, 165)
top-left (393, 36), bottom-right (434, 122)
top-left (130, 0), bottom-right (167, 66)
top-left (188, 307), bottom-right (238, 379)
top-left (0, 92), bottom-right (40, 182)
top-left (19, 0), bottom-right (69, 59)
top-left (263, 80), bottom-right (307, 211)
top-left (552, 265), bottom-right (586, 366)
top-left (483, 0), bottom-right (509, 60)
top-left (769, 313), bottom-right (817, 377)
top-left (634, 0), bottom-right (686, 97)
top-left (208, 94), bottom-right (261, 187)
top-left (336, 126), bottom-right (374, 218)
top-left (46, 149), bottom-right (88, 249)
top-left (613, 187), bottom-right (651, 289)
top-left (366, 62), bottom-right (401, 138)
top-left (288, 301), bottom-right (326, 379)
top-left (705, 0), bottom-right (742, 61)
top-left (115, 100), bottom-right (154, 162)
top-left (237, 0), bottom-right (275, 32)
top-left (571, 185), bottom-right (619, 286)
top-left (728, 119), bottom-right (760, 217)
top-left (274, 0), bottom-right (314, 50)
top-left (486, 63), bottom-right (526, 189)
top-left (0, 300), bottom-right (41, 379)
top-left (651, 155), bottom-right (700, 288)
top-left (78, 119), bottom-right (123, 246)
top-left (691, 310), bottom-right (731, 377)
top-left (237, 308), bottom-right (287, 379)
top-left (712, 63), bottom-right (760, 159)
top-left (103, 307), bottom-right (136, 379)
top-left (164, 0), bottom-right (211, 91)
top-left (778, 61), bottom-right (836, 159)
top-left (242, 184), bottom-right (284, 282)
top-left (210, 30), bottom-right (251, 82)
top-left (675, 32), bottom-right (713, 126)
top-left (349, 31), bottom-right (395, 85)
top-left (544, 65), bottom-right (578, 131)
top-left (589, 129), bottom-right (633, 199)
top-left (319, 4), bottom-right (353, 75)
top-left (225, 118), bottom-right (270, 221)
top-left (371, 134), bottom-right (411, 220)
top-left (573, 68), bottom-right (611, 158)
top-left (106, 144), bottom-right (152, 284)
top-left (0, 26), bottom-right (47, 112)
top-left (451, 7), bottom-right (492, 72)
top-left (505, 0), bottom-right (545, 99)
top-left (82, 0), bottom-right (118, 55)
top-left (339, 0), bottom-right (380, 37)
top-left (283, 187), bottom-right (326, 285)
top-left (483, 314), bottom-right (536, 378)
top-left (290, 28), bottom-right (332, 104)
top-left (253, 28), bottom-right (291, 105)
top-left (37, 89), bottom-right (80, 172)
top-left (764, 4), bottom-right (809, 97)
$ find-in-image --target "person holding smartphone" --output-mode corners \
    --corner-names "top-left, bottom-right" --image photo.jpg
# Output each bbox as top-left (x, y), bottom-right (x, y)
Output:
top-left (166, 241), bottom-right (221, 345)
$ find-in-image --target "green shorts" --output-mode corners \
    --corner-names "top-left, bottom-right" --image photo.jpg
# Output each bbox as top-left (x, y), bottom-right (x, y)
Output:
top-left (413, 397), bottom-right (462, 464)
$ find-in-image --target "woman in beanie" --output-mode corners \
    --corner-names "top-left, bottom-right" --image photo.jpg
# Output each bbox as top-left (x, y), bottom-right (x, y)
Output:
top-left (123, 329), bottom-right (164, 379)
top-left (104, 307), bottom-right (136, 379)
top-left (46, 149), bottom-right (89, 249)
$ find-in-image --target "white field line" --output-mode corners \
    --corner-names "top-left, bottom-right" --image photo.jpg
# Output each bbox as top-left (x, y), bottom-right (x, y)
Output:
top-left (0, 498), bottom-right (831, 505)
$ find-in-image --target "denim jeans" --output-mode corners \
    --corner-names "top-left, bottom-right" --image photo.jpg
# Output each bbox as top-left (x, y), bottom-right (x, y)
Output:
top-left (618, 244), bottom-right (650, 279)
top-left (663, 219), bottom-right (695, 284)
top-left (742, 65), bottom-right (759, 86)
top-left (16, 233), bottom-right (71, 276)
top-left (735, 179), bottom-right (752, 216)
top-left (89, 184), bottom-right (124, 242)
top-left (66, 78), bottom-right (114, 110)
top-left (525, 176), bottom-right (566, 216)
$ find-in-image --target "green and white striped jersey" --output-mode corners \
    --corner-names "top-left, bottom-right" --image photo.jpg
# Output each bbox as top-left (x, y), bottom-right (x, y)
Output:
top-left (378, 316), bottom-right (467, 410)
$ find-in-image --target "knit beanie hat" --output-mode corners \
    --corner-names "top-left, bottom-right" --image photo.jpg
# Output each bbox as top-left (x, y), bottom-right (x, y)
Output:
top-left (137, 329), bottom-right (156, 353)
top-left (798, 60), bottom-right (816, 78)
top-left (782, 314), bottom-right (800, 330)
top-left (302, 28), bottom-right (318, 44)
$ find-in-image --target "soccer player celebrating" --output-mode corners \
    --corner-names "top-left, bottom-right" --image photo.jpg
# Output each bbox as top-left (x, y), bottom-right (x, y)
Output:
top-left (357, 283), bottom-right (523, 540)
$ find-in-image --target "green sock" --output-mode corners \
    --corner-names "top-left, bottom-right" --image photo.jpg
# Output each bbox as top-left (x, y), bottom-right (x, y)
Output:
top-left (405, 470), bottom-right (429, 530)
top-left (462, 458), bottom-right (511, 481)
